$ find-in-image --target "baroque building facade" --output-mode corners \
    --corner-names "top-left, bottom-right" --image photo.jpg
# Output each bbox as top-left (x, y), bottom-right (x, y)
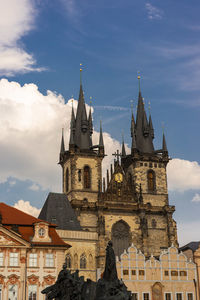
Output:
top-left (39, 75), bottom-right (178, 282)
top-left (0, 202), bottom-right (70, 300)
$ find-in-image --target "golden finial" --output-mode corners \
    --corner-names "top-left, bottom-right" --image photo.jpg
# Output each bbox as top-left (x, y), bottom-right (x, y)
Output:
top-left (80, 63), bottom-right (83, 84)
top-left (137, 71), bottom-right (141, 92)
top-left (89, 96), bottom-right (92, 106)
top-left (142, 97), bottom-right (145, 105)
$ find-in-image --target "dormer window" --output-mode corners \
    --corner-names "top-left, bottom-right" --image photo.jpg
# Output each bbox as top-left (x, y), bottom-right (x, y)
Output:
top-left (38, 228), bottom-right (45, 237)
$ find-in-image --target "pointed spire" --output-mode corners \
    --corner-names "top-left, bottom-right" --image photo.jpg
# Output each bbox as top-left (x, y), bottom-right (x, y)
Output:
top-left (162, 132), bottom-right (168, 153)
top-left (88, 97), bottom-right (93, 135)
top-left (99, 120), bottom-right (104, 150)
top-left (73, 68), bottom-right (93, 150)
top-left (148, 101), bottom-right (154, 139)
top-left (130, 100), bottom-right (135, 137)
top-left (135, 74), bottom-right (154, 154)
top-left (69, 104), bottom-right (75, 147)
top-left (121, 133), bottom-right (126, 158)
top-left (60, 128), bottom-right (65, 154)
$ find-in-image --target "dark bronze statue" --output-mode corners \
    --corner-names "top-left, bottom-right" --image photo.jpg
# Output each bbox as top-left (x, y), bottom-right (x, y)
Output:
top-left (41, 241), bottom-right (131, 300)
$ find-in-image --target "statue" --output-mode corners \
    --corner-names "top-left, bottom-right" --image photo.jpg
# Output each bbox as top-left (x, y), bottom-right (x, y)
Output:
top-left (41, 242), bottom-right (131, 300)
top-left (96, 241), bottom-right (131, 300)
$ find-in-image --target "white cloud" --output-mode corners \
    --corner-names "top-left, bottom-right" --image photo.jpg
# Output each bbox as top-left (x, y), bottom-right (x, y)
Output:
top-left (29, 183), bottom-right (40, 191)
top-left (145, 3), bottom-right (163, 20)
top-left (0, 78), bottom-right (121, 191)
top-left (167, 158), bottom-right (200, 192)
top-left (0, 0), bottom-right (42, 75)
top-left (192, 193), bottom-right (200, 203)
top-left (13, 199), bottom-right (41, 218)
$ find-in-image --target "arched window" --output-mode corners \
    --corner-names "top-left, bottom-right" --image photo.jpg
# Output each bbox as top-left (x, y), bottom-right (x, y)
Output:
top-left (65, 254), bottom-right (71, 269)
top-left (147, 170), bottom-right (155, 192)
top-left (111, 220), bottom-right (130, 258)
top-left (152, 219), bottom-right (157, 228)
top-left (74, 253), bottom-right (78, 269)
top-left (84, 166), bottom-right (91, 189)
top-left (66, 168), bottom-right (69, 192)
top-left (80, 254), bottom-right (87, 269)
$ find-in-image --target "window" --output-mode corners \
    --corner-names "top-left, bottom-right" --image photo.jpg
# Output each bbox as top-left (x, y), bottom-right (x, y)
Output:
top-left (84, 166), bottom-right (91, 188)
top-left (38, 228), bottom-right (45, 237)
top-left (65, 254), bottom-right (71, 268)
top-left (176, 294), bottom-right (182, 300)
top-left (0, 284), bottom-right (2, 300)
top-left (0, 253), bottom-right (3, 266)
top-left (143, 293), bottom-right (149, 300)
top-left (171, 270), bottom-right (178, 276)
top-left (132, 270), bottom-right (136, 275)
top-left (28, 285), bottom-right (37, 300)
top-left (164, 270), bottom-right (169, 276)
top-left (132, 293), bottom-right (138, 300)
top-left (8, 284), bottom-right (18, 300)
top-left (80, 254), bottom-right (87, 269)
top-left (187, 294), bottom-right (193, 300)
top-left (152, 219), bottom-right (157, 228)
top-left (45, 253), bottom-right (54, 267)
top-left (10, 253), bottom-right (18, 266)
top-left (29, 253), bottom-right (37, 267)
top-left (165, 294), bottom-right (171, 300)
top-left (139, 270), bottom-right (145, 276)
top-left (180, 271), bottom-right (187, 276)
top-left (66, 168), bottom-right (69, 192)
top-left (78, 169), bottom-right (81, 182)
top-left (123, 270), bottom-right (129, 275)
top-left (147, 170), bottom-right (155, 191)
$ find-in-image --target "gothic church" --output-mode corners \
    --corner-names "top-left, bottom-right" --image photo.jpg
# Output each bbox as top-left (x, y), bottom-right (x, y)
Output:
top-left (39, 76), bottom-right (178, 280)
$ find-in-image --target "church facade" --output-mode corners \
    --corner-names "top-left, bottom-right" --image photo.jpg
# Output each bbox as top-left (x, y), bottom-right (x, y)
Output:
top-left (40, 76), bottom-right (178, 280)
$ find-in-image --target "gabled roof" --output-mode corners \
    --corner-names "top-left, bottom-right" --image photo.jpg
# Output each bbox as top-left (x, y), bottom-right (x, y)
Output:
top-left (0, 202), bottom-right (69, 248)
top-left (179, 241), bottom-right (200, 253)
top-left (0, 202), bottom-right (43, 225)
top-left (39, 192), bottom-right (82, 231)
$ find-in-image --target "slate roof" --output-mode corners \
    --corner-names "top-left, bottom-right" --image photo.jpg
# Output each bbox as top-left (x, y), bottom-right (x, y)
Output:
top-left (0, 202), bottom-right (69, 247)
top-left (38, 192), bottom-right (82, 231)
top-left (179, 241), bottom-right (200, 253)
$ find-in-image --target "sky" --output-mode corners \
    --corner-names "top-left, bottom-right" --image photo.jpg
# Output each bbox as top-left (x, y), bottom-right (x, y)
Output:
top-left (0, 0), bottom-right (200, 247)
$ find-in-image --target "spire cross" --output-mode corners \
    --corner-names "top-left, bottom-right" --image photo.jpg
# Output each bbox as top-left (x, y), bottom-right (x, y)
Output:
top-left (112, 150), bottom-right (122, 163)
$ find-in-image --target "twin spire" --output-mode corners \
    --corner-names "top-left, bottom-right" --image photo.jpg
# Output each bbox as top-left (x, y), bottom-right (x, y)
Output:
top-left (60, 73), bottom-right (104, 156)
top-left (130, 76), bottom-right (168, 155)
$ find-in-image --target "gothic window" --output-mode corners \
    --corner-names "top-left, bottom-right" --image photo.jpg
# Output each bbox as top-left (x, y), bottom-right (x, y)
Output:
top-left (152, 219), bottom-right (157, 228)
top-left (78, 169), bottom-right (81, 182)
top-left (80, 254), bottom-right (87, 269)
top-left (147, 170), bottom-right (156, 192)
top-left (111, 220), bottom-right (130, 258)
top-left (74, 253), bottom-right (78, 269)
top-left (66, 168), bottom-right (69, 192)
top-left (65, 254), bottom-right (71, 269)
top-left (84, 166), bottom-right (91, 189)
top-left (89, 254), bottom-right (93, 268)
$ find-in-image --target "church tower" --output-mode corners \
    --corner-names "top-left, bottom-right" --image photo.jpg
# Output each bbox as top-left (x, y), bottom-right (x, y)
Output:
top-left (58, 73), bottom-right (178, 273)
top-left (59, 73), bottom-right (104, 231)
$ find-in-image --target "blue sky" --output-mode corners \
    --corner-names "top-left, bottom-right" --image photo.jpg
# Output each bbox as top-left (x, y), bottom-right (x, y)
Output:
top-left (0, 0), bottom-right (200, 246)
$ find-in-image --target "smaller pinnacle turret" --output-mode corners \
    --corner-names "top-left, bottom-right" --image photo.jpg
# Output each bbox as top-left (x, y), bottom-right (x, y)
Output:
top-left (121, 134), bottom-right (126, 158)
top-left (60, 128), bottom-right (65, 154)
top-left (99, 120), bottom-right (104, 147)
top-left (149, 114), bottom-right (154, 139)
top-left (88, 107), bottom-right (93, 135)
top-left (162, 132), bottom-right (168, 153)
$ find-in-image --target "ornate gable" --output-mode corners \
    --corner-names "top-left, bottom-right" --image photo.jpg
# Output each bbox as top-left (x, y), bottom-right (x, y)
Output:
top-left (99, 161), bottom-right (138, 203)
top-left (0, 227), bottom-right (29, 247)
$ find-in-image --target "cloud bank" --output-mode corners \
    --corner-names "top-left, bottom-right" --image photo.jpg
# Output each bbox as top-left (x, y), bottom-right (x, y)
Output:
top-left (0, 78), bottom-right (120, 191)
top-left (167, 158), bottom-right (200, 192)
top-left (14, 199), bottom-right (41, 218)
top-left (0, 0), bottom-right (42, 75)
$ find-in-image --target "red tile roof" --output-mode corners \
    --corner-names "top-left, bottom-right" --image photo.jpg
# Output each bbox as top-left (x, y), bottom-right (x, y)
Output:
top-left (0, 203), bottom-right (70, 248)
